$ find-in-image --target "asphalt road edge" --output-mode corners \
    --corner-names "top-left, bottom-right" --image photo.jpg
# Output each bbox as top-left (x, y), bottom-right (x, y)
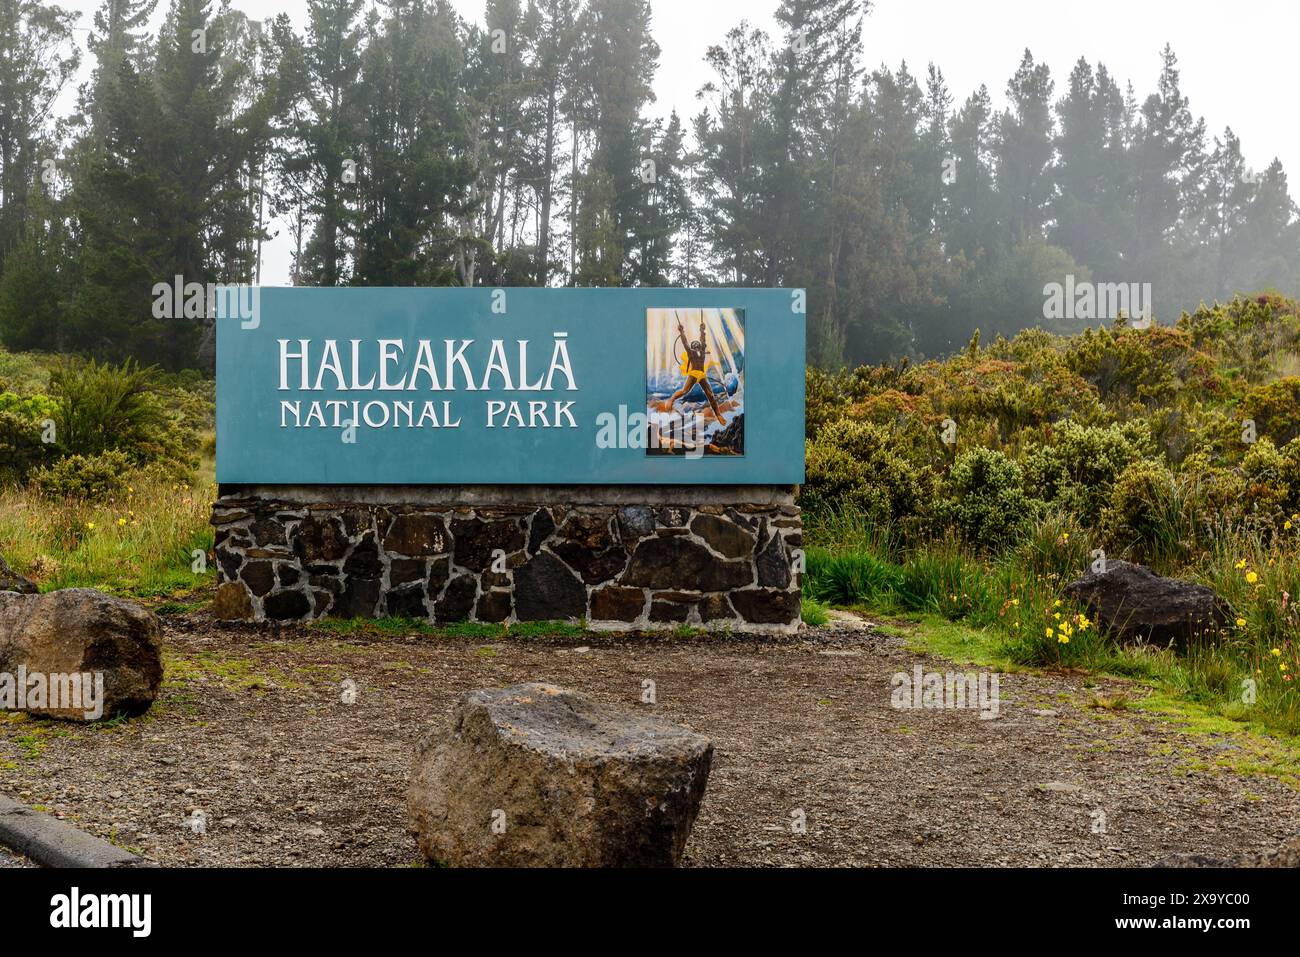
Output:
top-left (0, 795), bottom-right (158, 868)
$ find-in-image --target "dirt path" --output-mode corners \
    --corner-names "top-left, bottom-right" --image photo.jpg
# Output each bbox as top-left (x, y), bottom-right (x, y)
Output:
top-left (2, 611), bottom-right (1298, 867)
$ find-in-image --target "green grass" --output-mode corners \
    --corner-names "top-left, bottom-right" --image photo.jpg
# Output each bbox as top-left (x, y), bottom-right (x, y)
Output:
top-left (0, 473), bottom-right (215, 599)
top-left (303, 616), bottom-right (588, 641)
top-left (805, 508), bottom-right (1300, 739)
top-left (872, 610), bottom-right (1300, 783)
top-left (801, 596), bottom-right (831, 627)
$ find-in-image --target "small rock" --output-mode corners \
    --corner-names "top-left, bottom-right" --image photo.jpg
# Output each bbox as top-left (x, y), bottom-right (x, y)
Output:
top-left (0, 554), bottom-right (37, 594)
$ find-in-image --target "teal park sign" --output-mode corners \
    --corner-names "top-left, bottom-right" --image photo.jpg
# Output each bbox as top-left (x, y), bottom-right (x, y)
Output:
top-left (215, 287), bottom-right (805, 485)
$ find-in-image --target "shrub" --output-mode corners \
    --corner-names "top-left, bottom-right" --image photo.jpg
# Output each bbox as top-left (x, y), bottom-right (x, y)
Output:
top-left (1022, 419), bottom-right (1152, 526)
top-left (1098, 458), bottom-right (1192, 566)
top-left (31, 450), bottom-right (132, 500)
top-left (48, 358), bottom-right (197, 475)
top-left (936, 447), bottom-right (1037, 552)
top-left (0, 400), bottom-right (58, 484)
top-left (1243, 377), bottom-right (1300, 447)
top-left (802, 419), bottom-right (936, 531)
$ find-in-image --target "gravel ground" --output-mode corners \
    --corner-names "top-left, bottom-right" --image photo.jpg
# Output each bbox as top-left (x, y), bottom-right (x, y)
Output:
top-left (1, 609), bottom-right (1298, 867)
top-left (0, 846), bottom-right (31, 867)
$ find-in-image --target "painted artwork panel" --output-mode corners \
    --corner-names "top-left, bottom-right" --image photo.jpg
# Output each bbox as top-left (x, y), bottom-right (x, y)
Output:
top-left (645, 307), bottom-right (745, 456)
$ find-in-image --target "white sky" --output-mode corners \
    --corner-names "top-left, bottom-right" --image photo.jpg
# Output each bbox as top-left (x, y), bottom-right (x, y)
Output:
top-left (51, 0), bottom-right (1300, 284)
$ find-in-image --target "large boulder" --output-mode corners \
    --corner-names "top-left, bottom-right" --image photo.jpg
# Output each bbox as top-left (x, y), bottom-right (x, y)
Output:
top-left (1064, 560), bottom-right (1232, 649)
top-left (408, 682), bottom-right (713, 867)
top-left (0, 589), bottom-right (163, 720)
top-left (0, 555), bottom-right (36, 594)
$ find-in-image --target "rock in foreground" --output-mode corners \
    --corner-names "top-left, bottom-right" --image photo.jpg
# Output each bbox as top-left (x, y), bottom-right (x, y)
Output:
top-left (408, 682), bottom-right (713, 867)
top-left (1064, 560), bottom-right (1232, 649)
top-left (0, 589), bottom-right (163, 720)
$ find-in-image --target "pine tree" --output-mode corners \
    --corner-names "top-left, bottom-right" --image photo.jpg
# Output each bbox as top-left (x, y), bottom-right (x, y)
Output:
top-left (272, 0), bottom-right (365, 286)
top-left (352, 0), bottom-right (476, 286)
top-left (571, 0), bottom-right (658, 285)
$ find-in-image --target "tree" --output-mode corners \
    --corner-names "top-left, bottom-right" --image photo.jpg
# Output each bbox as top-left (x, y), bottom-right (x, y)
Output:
top-left (0, 0), bottom-right (80, 269)
top-left (352, 0), bottom-right (476, 286)
top-left (272, 0), bottom-right (365, 286)
top-left (69, 0), bottom-right (272, 368)
top-left (571, 0), bottom-right (658, 286)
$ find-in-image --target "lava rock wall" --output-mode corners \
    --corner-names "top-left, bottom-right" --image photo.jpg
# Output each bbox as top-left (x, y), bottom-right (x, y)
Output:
top-left (210, 494), bottom-right (802, 633)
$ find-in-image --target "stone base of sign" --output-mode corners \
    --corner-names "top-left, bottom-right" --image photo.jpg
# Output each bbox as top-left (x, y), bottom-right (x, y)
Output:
top-left (210, 485), bottom-right (802, 633)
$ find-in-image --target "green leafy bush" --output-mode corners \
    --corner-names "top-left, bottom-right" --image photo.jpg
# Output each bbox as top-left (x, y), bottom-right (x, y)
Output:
top-left (48, 358), bottom-right (197, 476)
top-left (1243, 377), bottom-right (1300, 447)
top-left (1022, 419), bottom-right (1152, 526)
top-left (30, 450), bottom-right (132, 500)
top-left (1098, 458), bottom-right (1195, 565)
top-left (0, 391), bottom-right (59, 483)
top-left (937, 447), bottom-right (1038, 552)
top-left (802, 419), bottom-right (936, 530)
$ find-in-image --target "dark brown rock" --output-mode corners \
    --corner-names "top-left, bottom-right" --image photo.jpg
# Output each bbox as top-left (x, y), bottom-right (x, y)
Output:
top-left (383, 513), bottom-right (448, 557)
top-left (617, 505), bottom-right (656, 543)
top-left (0, 554), bottom-right (36, 594)
top-left (700, 593), bottom-right (737, 621)
top-left (264, 589), bottom-right (312, 621)
top-left (387, 585), bottom-right (429, 619)
top-left (451, 518), bottom-right (526, 572)
top-left (527, 508), bottom-right (556, 554)
top-left (476, 590), bottom-right (512, 623)
top-left (656, 507), bottom-right (690, 528)
top-left (210, 509), bottom-right (250, 526)
top-left (622, 537), bottom-right (753, 592)
top-left (240, 561), bottom-right (276, 597)
top-left (1063, 560), bottom-right (1232, 649)
top-left (515, 551), bottom-right (586, 621)
top-left (650, 601), bottom-right (691, 623)
top-left (215, 540), bottom-right (243, 581)
top-left (408, 683), bottom-right (713, 866)
top-left (343, 534), bottom-right (382, 580)
top-left (556, 512), bottom-right (615, 549)
top-left (390, 558), bottom-right (426, 587)
top-left (250, 518), bottom-right (287, 548)
top-left (212, 582), bottom-right (253, 620)
top-left (690, 513), bottom-right (756, 559)
top-left (293, 515), bottom-right (349, 563)
top-left (589, 585), bottom-right (646, 622)
top-left (340, 508), bottom-right (370, 537)
top-left (333, 577), bottom-right (381, 619)
top-left (756, 524), bottom-right (793, 589)
top-left (0, 589), bottom-right (163, 720)
top-left (729, 588), bottom-right (800, 625)
top-left (435, 574), bottom-right (478, 623)
top-left (426, 557), bottom-right (451, 600)
top-left (549, 540), bottom-right (629, 585)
